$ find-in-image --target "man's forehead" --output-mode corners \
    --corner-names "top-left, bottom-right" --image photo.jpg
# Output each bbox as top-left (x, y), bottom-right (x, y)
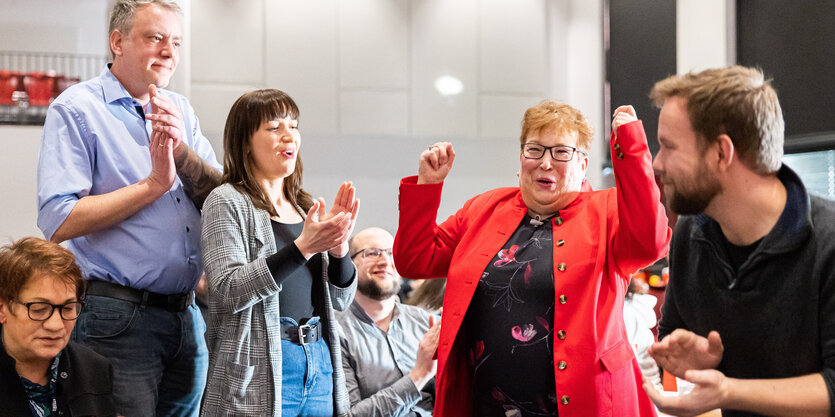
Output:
top-left (139, 20), bottom-right (182, 36)
top-left (354, 229), bottom-right (394, 248)
top-left (134, 5), bottom-right (182, 35)
top-left (659, 98), bottom-right (692, 128)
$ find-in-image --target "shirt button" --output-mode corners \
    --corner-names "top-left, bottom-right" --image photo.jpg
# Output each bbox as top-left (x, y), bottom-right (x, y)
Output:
top-left (557, 263), bottom-right (566, 271)
top-left (561, 395), bottom-right (570, 405)
top-left (558, 294), bottom-right (567, 304)
top-left (60, 371), bottom-right (68, 379)
top-left (614, 143), bottom-right (621, 150)
top-left (558, 360), bottom-right (567, 370)
top-left (186, 226), bottom-right (190, 232)
top-left (555, 216), bottom-right (564, 226)
top-left (556, 239), bottom-right (565, 247)
top-left (177, 197), bottom-right (181, 203)
top-left (557, 330), bottom-right (566, 340)
top-left (616, 151), bottom-right (625, 159)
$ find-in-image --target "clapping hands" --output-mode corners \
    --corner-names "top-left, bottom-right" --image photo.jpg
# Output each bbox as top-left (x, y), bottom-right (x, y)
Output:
top-left (643, 329), bottom-right (726, 416)
top-left (294, 182), bottom-right (360, 259)
top-left (145, 84), bottom-right (186, 193)
top-left (649, 329), bottom-right (724, 378)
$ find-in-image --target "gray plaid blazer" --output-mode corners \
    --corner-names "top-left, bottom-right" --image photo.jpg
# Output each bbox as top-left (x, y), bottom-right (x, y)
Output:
top-left (200, 183), bottom-right (356, 416)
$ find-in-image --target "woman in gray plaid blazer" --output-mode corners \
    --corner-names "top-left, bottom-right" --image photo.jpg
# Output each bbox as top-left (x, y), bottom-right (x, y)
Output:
top-left (200, 89), bottom-right (359, 416)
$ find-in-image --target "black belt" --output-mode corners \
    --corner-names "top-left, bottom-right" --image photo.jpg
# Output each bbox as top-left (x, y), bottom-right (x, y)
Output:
top-left (280, 321), bottom-right (322, 345)
top-left (86, 280), bottom-right (194, 313)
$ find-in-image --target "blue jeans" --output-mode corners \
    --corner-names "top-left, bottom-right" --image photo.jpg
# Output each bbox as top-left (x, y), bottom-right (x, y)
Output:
top-left (72, 295), bottom-right (208, 417)
top-left (280, 317), bottom-right (334, 417)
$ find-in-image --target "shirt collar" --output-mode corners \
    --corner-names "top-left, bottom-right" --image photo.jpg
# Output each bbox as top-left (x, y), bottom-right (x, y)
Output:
top-left (100, 64), bottom-right (136, 105)
top-left (349, 298), bottom-right (402, 325)
top-left (691, 164), bottom-right (811, 253)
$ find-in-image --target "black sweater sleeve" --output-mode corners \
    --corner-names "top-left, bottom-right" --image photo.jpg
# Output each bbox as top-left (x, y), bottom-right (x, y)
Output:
top-left (265, 243), bottom-right (308, 285)
top-left (327, 252), bottom-right (355, 288)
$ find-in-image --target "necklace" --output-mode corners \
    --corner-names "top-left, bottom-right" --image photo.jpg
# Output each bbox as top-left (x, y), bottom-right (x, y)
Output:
top-left (529, 213), bottom-right (558, 226)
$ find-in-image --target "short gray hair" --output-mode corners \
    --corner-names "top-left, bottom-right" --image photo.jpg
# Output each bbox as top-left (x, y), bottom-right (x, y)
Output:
top-left (109, 0), bottom-right (182, 57)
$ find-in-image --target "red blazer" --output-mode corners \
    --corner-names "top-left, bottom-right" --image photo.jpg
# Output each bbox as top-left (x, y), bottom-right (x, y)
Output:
top-left (394, 121), bottom-right (670, 416)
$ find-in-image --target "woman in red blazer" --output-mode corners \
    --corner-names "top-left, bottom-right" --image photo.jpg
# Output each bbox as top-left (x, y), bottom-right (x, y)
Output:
top-left (393, 101), bottom-right (671, 417)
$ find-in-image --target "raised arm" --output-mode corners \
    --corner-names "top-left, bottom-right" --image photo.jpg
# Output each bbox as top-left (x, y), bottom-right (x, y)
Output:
top-left (393, 142), bottom-right (464, 278)
top-left (609, 105), bottom-right (672, 275)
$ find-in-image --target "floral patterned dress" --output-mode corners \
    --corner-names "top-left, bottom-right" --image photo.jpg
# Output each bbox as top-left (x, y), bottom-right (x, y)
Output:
top-left (465, 215), bottom-right (558, 416)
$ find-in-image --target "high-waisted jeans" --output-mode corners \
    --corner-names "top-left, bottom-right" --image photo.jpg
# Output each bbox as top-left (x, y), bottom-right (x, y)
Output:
top-left (280, 316), bottom-right (333, 417)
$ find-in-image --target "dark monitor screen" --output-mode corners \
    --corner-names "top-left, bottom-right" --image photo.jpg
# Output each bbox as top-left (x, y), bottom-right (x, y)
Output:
top-left (737, 0), bottom-right (835, 145)
top-left (607, 0), bottom-right (677, 157)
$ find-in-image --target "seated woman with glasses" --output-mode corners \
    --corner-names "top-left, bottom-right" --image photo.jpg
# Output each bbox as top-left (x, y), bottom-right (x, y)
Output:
top-left (0, 237), bottom-right (116, 417)
top-left (393, 101), bottom-right (671, 416)
top-left (200, 89), bottom-right (359, 416)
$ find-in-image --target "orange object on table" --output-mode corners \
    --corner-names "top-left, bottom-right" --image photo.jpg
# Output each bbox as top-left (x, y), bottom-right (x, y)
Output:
top-left (632, 269), bottom-right (648, 284)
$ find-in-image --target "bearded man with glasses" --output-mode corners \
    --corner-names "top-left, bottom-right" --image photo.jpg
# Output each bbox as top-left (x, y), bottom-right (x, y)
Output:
top-left (336, 227), bottom-right (440, 416)
top-left (0, 237), bottom-right (116, 416)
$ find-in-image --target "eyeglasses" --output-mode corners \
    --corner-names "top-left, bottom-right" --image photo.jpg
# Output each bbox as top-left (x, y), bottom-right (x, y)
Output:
top-left (351, 247), bottom-right (393, 259)
top-left (12, 300), bottom-right (84, 321)
top-left (521, 143), bottom-right (587, 162)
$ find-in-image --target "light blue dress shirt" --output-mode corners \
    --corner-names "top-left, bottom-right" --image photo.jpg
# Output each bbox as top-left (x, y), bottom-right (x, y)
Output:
top-left (37, 66), bottom-right (222, 294)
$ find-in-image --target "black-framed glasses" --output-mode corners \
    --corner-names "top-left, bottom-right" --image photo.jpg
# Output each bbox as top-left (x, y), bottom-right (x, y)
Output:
top-left (12, 300), bottom-right (84, 321)
top-left (521, 143), bottom-right (587, 162)
top-left (350, 247), bottom-right (393, 260)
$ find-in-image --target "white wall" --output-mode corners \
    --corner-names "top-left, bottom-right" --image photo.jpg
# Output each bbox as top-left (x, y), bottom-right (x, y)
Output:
top-left (677, 0), bottom-right (734, 74)
top-left (189, 0), bottom-right (605, 233)
top-left (0, 127), bottom-right (44, 243)
top-left (0, 0), bottom-right (109, 55)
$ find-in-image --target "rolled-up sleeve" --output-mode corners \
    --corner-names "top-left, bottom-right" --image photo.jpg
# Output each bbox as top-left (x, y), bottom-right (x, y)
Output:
top-left (37, 102), bottom-right (94, 240)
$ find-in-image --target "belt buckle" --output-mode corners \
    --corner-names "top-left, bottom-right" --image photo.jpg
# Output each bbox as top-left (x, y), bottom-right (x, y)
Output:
top-left (297, 324), bottom-right (313, 345)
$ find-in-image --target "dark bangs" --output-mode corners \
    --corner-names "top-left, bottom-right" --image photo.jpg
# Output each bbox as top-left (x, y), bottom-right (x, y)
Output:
top-left (222, 89), bottom-right (311, 217)
top-left (242, 90), bottom-right (300, 141)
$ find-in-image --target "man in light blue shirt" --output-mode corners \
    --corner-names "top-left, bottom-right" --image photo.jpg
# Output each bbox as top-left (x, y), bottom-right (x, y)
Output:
top-left (36, 1), bottom-right (221, 415)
